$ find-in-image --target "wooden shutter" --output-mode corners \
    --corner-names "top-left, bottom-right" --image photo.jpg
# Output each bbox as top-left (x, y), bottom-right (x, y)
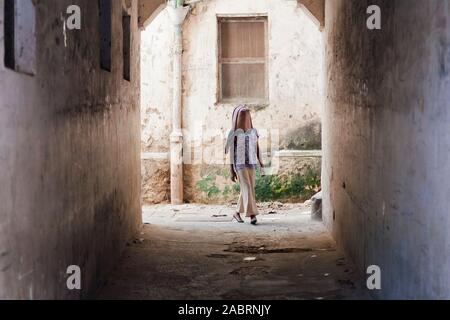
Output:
top-left (219, 17), bottom-right (268, 103)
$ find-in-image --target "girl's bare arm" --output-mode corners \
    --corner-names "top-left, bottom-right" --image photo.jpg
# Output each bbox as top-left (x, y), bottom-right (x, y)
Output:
top-left (257, 142), bottom-right (264, 168)
top-left (230, 164), bottom-right (237, 182)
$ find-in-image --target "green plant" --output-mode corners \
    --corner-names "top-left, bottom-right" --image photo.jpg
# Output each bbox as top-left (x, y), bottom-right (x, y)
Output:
top-left (196, 167), bottom-right (321, 203)
top-left (196, 175), bottom-right (220, 198)
top-left (255, 167), bottom-right (320, 202)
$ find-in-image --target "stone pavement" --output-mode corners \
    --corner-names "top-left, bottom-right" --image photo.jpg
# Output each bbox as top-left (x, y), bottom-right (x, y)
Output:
top-left (96, 203), bottom-right (370, 300)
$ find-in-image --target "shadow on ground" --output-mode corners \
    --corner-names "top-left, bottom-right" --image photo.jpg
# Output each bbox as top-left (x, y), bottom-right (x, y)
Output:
top-left (96, 204), bottom-right (370, 300)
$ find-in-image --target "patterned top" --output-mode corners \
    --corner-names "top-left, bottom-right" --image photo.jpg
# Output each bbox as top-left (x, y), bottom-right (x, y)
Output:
top-left (225, 128), bottom-right (259, 172)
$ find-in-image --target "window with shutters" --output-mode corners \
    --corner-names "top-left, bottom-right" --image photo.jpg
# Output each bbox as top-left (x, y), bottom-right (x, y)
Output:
top-left (218, 16), bottom-right (268, 104)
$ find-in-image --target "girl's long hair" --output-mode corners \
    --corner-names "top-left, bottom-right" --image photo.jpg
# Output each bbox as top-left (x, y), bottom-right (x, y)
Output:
top-left (231, 105), bottom-right (254, 131)
top-left (226, 106), bottom-right (256, 156)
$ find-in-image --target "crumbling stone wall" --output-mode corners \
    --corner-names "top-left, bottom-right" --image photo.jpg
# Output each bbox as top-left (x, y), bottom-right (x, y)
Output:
top-left (0, 0), bottom-right (142, 299)
top-left (186, 151), bottom-right (322, 204)
top-left (141, 0), bottom-right (323, 204)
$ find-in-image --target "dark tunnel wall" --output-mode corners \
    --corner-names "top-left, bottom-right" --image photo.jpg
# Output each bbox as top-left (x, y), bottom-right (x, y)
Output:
top-left (0, 0), bottom-right (142, 299)
top-left (323, 0), bottom-right (450, 299)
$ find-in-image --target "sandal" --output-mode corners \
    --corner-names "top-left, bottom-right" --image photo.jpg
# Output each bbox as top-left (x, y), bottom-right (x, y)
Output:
top-left (250, 216), bottom-right (258, 225)
top-left (233, 213), bottom-right (244, 223)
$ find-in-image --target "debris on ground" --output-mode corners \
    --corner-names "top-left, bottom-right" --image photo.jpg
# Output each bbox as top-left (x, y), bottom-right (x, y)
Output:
top-left (100, 203), bottom-right (369, 300)
top-left (311, 191), bottom-right (323, 221)
top-left (127, 238), bottom-right (145, 246)
top-left (225, 201), bottom-right (311, 215)
top-left (257, 202), bottom-right (311, 215)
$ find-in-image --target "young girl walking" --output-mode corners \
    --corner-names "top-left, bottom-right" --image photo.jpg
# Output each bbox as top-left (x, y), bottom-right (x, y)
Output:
top-left (225, 106), bottom-right (264, 225)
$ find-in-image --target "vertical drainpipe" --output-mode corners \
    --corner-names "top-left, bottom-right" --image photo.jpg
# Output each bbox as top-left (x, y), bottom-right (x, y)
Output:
top-left (167, 0), bottom-right (189, 205)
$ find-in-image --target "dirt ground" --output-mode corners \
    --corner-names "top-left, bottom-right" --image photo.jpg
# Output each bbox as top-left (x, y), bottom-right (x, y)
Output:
top-left (96, 203), bottom-right (370, 300)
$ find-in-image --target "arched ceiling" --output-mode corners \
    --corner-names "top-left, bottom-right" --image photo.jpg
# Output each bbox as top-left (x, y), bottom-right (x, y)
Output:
top-left (138, 0), bottom-right (166, 29)
top-left (138, 0), bottom-right (325, 30)
top-left (298, 0), bottom-right (325, 30)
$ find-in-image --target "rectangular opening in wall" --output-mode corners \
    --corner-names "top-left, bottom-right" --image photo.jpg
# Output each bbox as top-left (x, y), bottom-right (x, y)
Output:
top-left (4, 0), bottom-right (15, 69)
top-left (218, 16), bottom-right (268, 104)
top-left (99, 0), bottom-right (112, 72)
top-left (122, 13), bottom-right (131, 81)
top-left (4, 0), bottom-right (36, 75)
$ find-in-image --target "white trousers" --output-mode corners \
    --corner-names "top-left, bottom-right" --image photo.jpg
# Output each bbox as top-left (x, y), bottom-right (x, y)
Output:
top-left (237, 168), bottom-right (259, 217)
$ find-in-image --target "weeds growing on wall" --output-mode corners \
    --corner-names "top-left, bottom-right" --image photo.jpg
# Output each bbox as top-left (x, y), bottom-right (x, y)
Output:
top-left (196, 174), bottom-right (221, 198)
top-left (254, 168), bottom-right (320, 202)
top-left (196, 167), bottom-right (320, 203)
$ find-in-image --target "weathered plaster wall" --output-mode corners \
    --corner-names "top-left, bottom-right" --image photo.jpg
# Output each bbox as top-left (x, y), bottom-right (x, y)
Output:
top-left (182, 0), bottom-right (323, 154)
top-left (0, 0), bottom-right (142, 299)
top-left (141, 0), bottom-right (323, 204)
top-left (141, 153), bottom-right (170, 203)
top-left (323, 0), bottom-right (450, 299)
top-left (141, 9), bottom-right (173, 154)
top-left (140, 7), bottom-right (174, 203)
top-left (185, 151), bottom-right (322, 204)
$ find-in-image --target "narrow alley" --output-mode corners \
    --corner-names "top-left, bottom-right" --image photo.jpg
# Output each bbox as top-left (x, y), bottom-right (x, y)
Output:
top-left (2, 0), bottom-right (450, 302)
top-left (97, 204), bottom-right (367, 300)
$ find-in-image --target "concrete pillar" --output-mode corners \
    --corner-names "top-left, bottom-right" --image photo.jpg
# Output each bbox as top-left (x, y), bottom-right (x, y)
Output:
top-left (167, 1), bottom-right (189, 205)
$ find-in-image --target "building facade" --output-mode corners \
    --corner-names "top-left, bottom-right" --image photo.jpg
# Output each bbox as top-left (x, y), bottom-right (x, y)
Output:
top-left (141, 0), bottom-right (324, 204)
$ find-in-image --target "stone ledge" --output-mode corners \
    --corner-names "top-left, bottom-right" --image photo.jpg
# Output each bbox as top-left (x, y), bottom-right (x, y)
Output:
top-left (141, 152), bottom-right (170, 160)
top-left (273, 150), bottom-right (322, 158)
